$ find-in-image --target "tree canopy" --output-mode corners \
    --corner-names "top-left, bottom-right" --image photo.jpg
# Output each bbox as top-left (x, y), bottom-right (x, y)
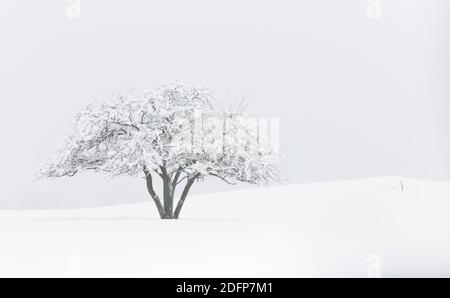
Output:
top-left (38, 82), bottom-right (279, 218)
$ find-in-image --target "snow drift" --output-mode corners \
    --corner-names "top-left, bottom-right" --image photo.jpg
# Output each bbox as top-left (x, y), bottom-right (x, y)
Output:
top-left (0, 177), bottom-right (449, 277)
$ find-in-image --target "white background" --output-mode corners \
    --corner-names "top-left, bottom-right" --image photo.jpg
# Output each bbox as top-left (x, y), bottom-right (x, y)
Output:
top-left (0, 0), bottom-right (449, 208)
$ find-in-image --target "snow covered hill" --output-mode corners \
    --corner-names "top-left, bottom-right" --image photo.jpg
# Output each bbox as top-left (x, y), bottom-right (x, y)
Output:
top-left (0, 177), bottom-right (449, 277)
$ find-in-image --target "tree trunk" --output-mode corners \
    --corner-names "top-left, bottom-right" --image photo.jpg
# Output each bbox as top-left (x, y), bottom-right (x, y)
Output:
top-left (144, 170), bottom-right (165, 219)
top-left (145, 167), bottom-right (198, 220)
top-left (174, 173), bottom-right (200, 219)
top-left (163, 178), bottom-right (174, 219)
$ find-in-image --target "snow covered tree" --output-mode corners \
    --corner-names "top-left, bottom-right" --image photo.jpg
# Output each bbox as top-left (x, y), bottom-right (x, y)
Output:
top-left (38, 82), bottom-right (279, 219)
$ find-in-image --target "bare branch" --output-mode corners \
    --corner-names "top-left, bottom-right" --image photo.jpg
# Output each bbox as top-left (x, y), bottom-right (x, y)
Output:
top-left (174, 173), bottom-right (200, 219)
top-left (143, 167), bottom-right (165, 219)
top-left (209, 173), bottom-right (237, 185)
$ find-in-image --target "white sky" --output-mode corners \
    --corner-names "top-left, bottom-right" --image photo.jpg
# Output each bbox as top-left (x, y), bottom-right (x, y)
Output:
top-left (0, 0), bottom-right (449, 207)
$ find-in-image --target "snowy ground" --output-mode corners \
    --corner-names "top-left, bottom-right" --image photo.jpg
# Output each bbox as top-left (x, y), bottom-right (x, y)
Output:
top-left (0, 177), bottom-right (449, 277)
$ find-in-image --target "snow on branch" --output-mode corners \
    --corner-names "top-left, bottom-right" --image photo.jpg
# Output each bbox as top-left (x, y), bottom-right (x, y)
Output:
top-left (38, 82), bottom-right (280, 186)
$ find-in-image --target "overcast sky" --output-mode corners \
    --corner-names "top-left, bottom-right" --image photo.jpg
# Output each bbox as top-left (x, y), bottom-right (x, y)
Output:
top-left (0, 0), bottom-right (449, 208)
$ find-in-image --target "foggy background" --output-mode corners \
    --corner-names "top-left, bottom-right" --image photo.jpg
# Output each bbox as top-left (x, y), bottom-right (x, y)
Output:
top-left (0, 0), bottom-right (449, 208)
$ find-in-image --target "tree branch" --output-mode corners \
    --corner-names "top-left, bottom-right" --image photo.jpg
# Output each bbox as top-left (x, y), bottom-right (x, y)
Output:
top-left (172, 167), bottom-right (183, 187)
top-left (143, 168), bottom-right (165, 219)
top-left (111, 121), bottom-right (140, 131)
top-left (174, 173), bottom-right (200, 219)
top-left (210, 173), bottom-right (237, 185)
top-left (175, 175), bottom-right (188, 186)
